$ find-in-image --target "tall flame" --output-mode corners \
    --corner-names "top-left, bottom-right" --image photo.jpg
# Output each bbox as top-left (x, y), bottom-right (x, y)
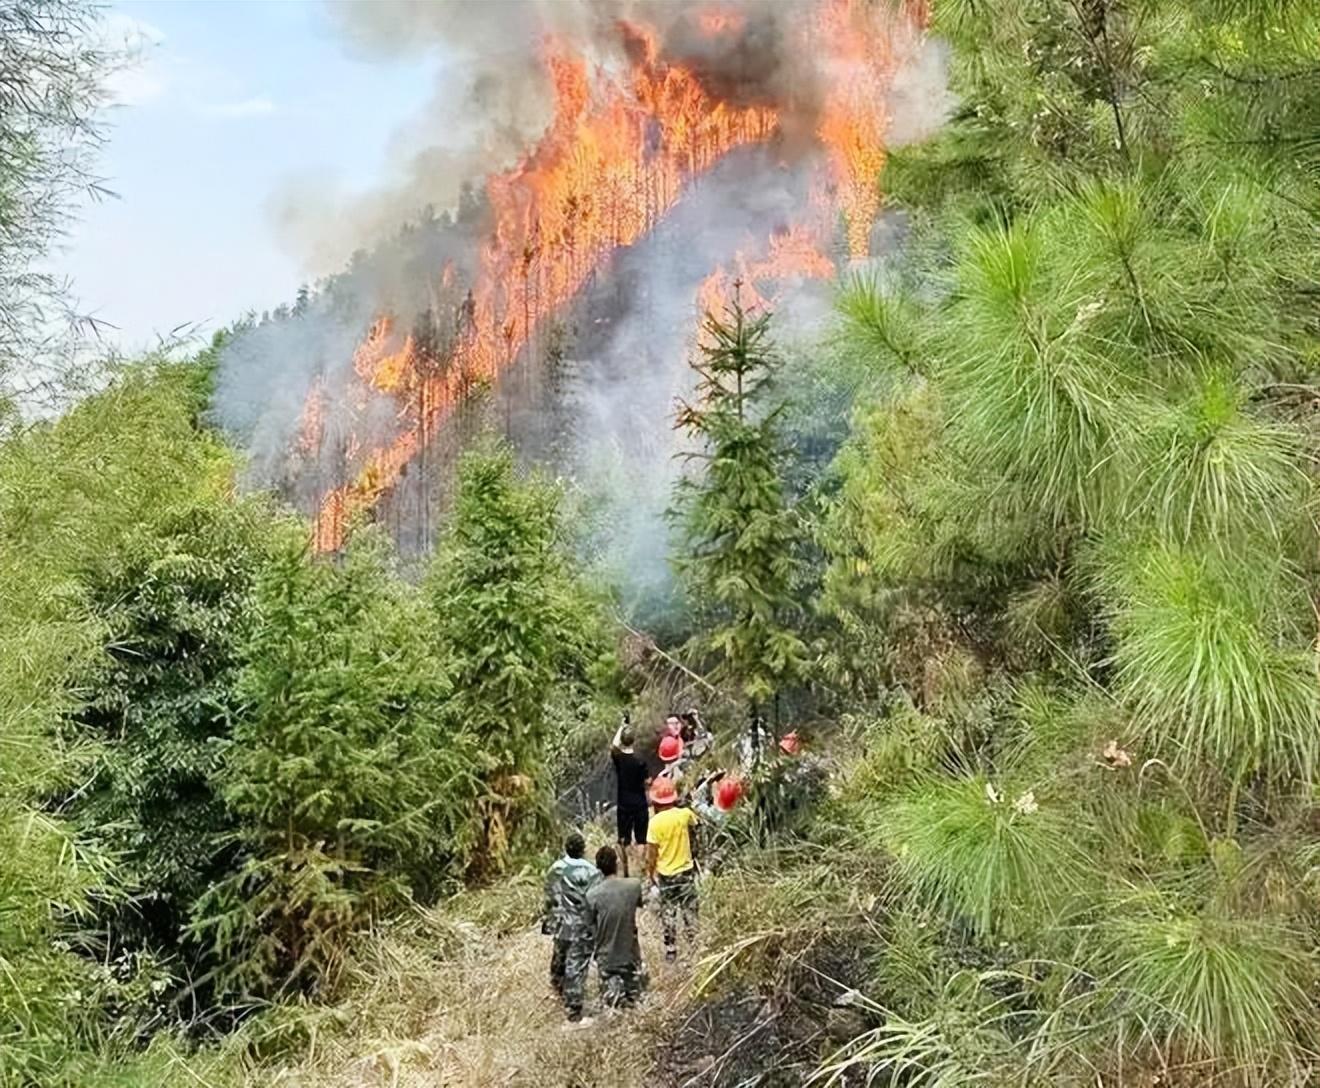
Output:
top-left (697, 224), bottom-right (837, 327)
top-left (817, 0), bottom-right (895, 260)
top-left (307, 0), bottom-right (921, 552)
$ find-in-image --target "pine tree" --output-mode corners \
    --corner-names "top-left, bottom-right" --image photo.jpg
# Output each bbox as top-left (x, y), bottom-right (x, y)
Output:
top-left (673, 291), bottom-right (807, 709)
top-left (818, 1), bottom-right (1320, 1082)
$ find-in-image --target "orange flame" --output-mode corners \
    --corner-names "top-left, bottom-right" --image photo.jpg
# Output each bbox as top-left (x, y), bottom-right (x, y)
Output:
top-left (817, 0), bottom-right (894, 260)
top-left (306, 0), bottom-right (921, 551)
top-left (352, 316), bottom-right (415, 397)
top-left (313, 27), bottom-right (779, 549)
top-left (295, 377), bottom-right (325, 456)
top-left (697, 225), bottom-right (835, 330)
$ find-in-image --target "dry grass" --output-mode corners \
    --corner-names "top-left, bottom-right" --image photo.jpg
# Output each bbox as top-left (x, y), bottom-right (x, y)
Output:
top-left (178, 810), bottom-right (865, 1088)
top-left (229, 852), bottom-right (694, 1086)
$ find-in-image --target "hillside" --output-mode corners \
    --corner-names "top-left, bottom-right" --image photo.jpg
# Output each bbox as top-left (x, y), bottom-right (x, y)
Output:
top-left (3, 1), bottom-right (1320, 1086)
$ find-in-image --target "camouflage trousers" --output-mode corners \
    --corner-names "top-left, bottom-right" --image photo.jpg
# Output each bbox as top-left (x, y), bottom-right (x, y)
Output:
top-left (599, 963), bottom-right (644, 1008)
top-left (550, 934), bottom-right (594, 1018)
top-left (549, 938), bottom-right (568, 992)
top-left (658, 870), bottom-right (698, 958)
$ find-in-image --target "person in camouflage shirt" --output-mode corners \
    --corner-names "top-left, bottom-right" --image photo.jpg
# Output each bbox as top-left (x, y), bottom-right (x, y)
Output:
top-left (543, 830), bottom-right (602, 1022)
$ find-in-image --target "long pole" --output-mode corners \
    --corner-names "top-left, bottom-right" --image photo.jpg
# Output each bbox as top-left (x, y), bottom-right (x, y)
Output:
top-left (614, 615), bottom-right (719, 694)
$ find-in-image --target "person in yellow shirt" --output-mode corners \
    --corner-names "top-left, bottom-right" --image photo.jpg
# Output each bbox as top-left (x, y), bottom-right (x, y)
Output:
top-left (645, 777), bottom-right (699, 962)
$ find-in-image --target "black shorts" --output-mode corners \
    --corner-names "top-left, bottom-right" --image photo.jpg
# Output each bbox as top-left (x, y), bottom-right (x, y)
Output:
top-left (617, 803), bottom-right (649, 845)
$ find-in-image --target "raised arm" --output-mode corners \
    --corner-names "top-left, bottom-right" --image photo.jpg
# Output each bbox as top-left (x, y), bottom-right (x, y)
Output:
top-left (611, 712), bottom-right (630, 752)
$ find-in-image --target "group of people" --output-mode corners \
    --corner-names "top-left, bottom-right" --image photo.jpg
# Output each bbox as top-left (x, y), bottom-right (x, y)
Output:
top-left (543, 706), bottom-right (800, 1023)
top-left (608, 709), bottom-right (714, 872)
top-left (543, 835), bottom-right (645, 1023)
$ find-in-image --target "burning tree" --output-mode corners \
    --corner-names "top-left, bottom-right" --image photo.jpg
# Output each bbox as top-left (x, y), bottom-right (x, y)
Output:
top-left (672, 290), bottom-right (807, 711)
top-left (214, 0), bottom-right (927, 555)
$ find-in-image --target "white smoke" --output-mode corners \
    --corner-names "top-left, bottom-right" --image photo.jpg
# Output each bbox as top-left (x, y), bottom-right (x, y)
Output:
top-left (557, 149), bottom-right (834, 604)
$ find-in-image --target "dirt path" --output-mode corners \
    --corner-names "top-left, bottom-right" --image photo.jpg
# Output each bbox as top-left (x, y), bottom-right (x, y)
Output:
top-left (261, 902), bottom-right (694, 1088)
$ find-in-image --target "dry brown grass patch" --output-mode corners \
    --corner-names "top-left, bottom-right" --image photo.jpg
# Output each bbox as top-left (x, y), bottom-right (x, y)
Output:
top-left (231, 883), bottom-right (690, 1087)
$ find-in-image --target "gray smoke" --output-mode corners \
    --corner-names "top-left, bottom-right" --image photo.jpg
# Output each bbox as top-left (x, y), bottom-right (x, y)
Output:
top-left (276, 1), bottom-right (830, 276)
top-left (885, 33), bottom-right (953, 148)
top-left (555, 149), bottom-right (834, 607)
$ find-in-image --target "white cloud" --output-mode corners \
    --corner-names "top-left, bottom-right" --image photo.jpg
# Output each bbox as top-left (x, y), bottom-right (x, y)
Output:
top-left (201, 96), bottom-right (277, 119)
top-left (106, 65), bottom-right (167, 108)
top-left (100, 12), bottom-right (168, 107)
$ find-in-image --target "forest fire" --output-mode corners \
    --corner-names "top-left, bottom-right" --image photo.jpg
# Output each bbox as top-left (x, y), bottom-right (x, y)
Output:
top-left (696, 225), bottom-right (837, 321)
top-left (299, 0), bottom-right (925, 552)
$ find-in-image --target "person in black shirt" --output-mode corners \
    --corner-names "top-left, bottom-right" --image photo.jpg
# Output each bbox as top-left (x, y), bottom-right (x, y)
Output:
top-left (610, 718), bottom-right (651, 877)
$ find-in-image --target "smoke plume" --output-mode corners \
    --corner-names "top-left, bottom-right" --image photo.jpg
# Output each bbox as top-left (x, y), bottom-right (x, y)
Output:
top-left (212, 0), bottom-right (951, 603)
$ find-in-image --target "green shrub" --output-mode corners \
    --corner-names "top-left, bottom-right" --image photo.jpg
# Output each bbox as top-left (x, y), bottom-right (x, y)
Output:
top-left (836, 704), bottom-right (950, 803)
top-left (811, 969), bottom-right (1032, 1088)
top-left (1096, 897), bottom-right (1314, 1077)
top-left (1127, 373), bottom-right (1306, 548)
top-left (65, 494), bottom-right (277, 955)
top-left (877, 775), bottom-right (1091, 940)
top-left (1100, 539), bottom-right (1318, 786)
top-left (191, 530), bottom-right (484, 996)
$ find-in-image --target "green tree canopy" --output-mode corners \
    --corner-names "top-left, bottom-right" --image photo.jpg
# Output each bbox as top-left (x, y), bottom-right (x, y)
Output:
top-left (672, 294), bottom-right (807, 708)
top-left (193, 529), bottom-right (483, 996)
top-left (820, 0), bottom-right (1320, 1082)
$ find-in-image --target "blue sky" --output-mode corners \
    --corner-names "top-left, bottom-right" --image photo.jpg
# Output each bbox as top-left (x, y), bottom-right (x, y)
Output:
top-left (55, 1), bottom-right (437, 352)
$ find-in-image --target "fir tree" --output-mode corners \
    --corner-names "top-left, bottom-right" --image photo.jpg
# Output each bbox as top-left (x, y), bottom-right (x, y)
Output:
top-left (672, 290), bottom-right (807, 709)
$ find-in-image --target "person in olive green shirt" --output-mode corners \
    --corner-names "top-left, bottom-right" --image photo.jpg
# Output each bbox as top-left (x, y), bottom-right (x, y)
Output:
top-left (585, 845), bottom-right (645, 1008)
top-left (645, 777), bottom-right (699, 961)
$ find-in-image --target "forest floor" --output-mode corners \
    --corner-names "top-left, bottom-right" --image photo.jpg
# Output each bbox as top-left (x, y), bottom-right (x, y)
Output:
top-left (249, 852), bottom-right (700, 1087)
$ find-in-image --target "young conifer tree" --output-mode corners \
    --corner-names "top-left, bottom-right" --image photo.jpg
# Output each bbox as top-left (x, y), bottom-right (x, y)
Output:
top-left (672, 288), bottom-right (807, 711)
top-left (427, 443), bottom-right (604, 869)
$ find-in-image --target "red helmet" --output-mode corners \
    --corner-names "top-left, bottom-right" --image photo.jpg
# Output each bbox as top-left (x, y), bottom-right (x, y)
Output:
top-left (658, 734), bottom-right (684, 763)
top-left (649, 777), bottom-right (678, 805)
top-left (714, 777), bottom-right (744, 812)
top-left (779, 731), bottom-right (801, 755)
